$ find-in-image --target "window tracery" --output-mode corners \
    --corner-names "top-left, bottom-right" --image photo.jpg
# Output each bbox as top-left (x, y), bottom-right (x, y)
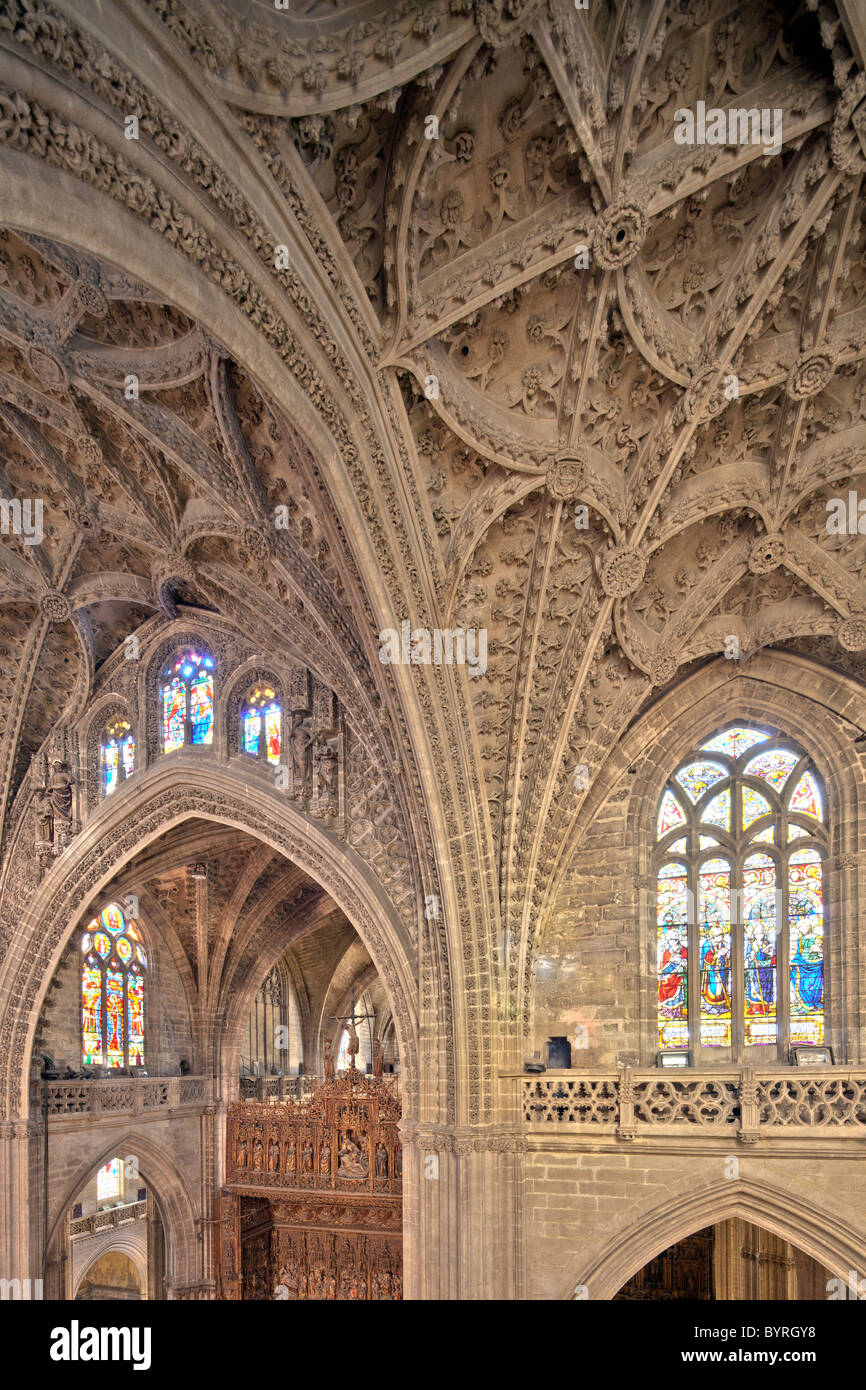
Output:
top-left (656, 726), bottom-right (827, 1059)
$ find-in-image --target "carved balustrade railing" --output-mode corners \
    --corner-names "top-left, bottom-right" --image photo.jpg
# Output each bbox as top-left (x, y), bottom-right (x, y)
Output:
top-left (38, 1075), bottom-right (210, 1118)
top-left (238, 1072), bottom-right (401, 1102)
top-left (239, 1074), bottom-right (318, 1103)
top-left (68, 1199), bottom-right (147, 1237)
top-left (515, 1069), bottom-right (866, 1139)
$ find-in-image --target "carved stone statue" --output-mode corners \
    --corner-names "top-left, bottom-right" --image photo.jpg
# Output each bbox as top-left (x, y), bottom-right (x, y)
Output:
top-left (320, 1141), bottom-right (330, 1175)
top-left (323, 1037), bottom-right (334, 1079)
top-left (314, 739), bottom-right (338, 809)
top-left (375, 1142), bottom-right (388, 1178)
top-left (372, 1038), bottom-right (384, 1078)
top-left (289, 712), bottom-right (311, 795)
top-left (35, 759), bottom-right (75, 846)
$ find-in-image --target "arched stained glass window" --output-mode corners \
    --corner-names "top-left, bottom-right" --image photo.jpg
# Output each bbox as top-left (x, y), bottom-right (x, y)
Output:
top-left (96, 1158), bottom-right (122, 1204)
top-left (81, 902), bottom-right (147, 1069)
top-left (655, 725), bottom-right (827, 1060)
top-left (241, 684), bottom-right (282, 765)
top-left (160, 648), bottom-right (214, 753)
top-left (100, 718), bottom-right (135, 797)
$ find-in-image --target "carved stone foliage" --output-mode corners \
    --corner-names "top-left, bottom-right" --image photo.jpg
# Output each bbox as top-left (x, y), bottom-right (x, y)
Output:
top-left (2, 0), bottom-right (866, 1125)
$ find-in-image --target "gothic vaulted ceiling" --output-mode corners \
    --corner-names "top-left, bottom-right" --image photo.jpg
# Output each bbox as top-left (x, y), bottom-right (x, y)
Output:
top-left (2, 0), bottom-right (866, 1076)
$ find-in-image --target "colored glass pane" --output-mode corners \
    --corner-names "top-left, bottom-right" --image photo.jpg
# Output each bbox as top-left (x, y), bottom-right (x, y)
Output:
top-left (743, 853), bottom-right (778, 1045)
top-left (135, 945), bottom-right (147, 967)
top-left (116, 936), bottom-right (132, 964)
top-left (675, 761), bottom-right (727, 803)
top-left (702, 788), bottom-right (730, 831)
top-left (97, 1158), bottom-right (121, 1203)
top-left (127, 923), bottom-right (140, 942)
top-left (742, 785), bottom-right (771, 829)
top-left (264, 703), bottom-right (281, 764)
top-left (749, 825), bottom-right (775, 844)
top-left (657, 863), bottom-right (689, 1049)
top-left (668, 837), bottom-right (687, 853)
top-left (242, 708), bottom-right (260, 756)
top-left (103, 740), bottom-right (119, 796)
top-left (81, 933), bottom-right (92, 954)
top-left (787, 823), bottom-right (809, 841)
top-left (699, 836), bottom-right (720, 849)
top-left (701, 728), bottom-right (770, 759)
top-left (105, 969), bottom-right (124, 1067)
top-left (190, 673), bottom-right (214, 745)
top-left (789, 771), bottom-right (822, 820)
top-left (657, 789), bottom-right (686, 837)
top-left (102, 904), bottom-right (124, 935)
top-left (127, 973), bottom-right (145, 1067)
top-left (163, 676), bottom-right (185, 753)
top-left (789, 849), bottom-right (824, 1045)
top-left (698, 858), bottom-right (731, 1048)
top-left (82, 965), bottom-right (102, 1065)
top-left (122, 736), bottom-right (135, 779)
top-left (93, 932), bottom-right (111, 958)
top-left (742, 749), bottom-right (799, 790)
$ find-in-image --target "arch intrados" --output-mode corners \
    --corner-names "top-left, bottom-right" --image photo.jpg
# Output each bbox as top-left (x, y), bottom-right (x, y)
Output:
top-left (73, 1246), bottom-right (146, 1300)
top-left (3, 771), bottom-right (416, 1120)
top-left (572, 1179), bottom-right (864, 1301)
top-left (45, 1130), bottom-right (198, 1297)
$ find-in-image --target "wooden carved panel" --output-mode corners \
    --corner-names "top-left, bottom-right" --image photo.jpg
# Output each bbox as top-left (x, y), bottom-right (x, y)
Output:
top-left (222, 1073), bottom-right (402, 1300)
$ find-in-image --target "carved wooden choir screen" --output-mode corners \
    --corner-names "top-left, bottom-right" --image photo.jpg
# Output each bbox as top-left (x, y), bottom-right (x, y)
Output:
top-left (220, 1071), bottom-right (402, 1300)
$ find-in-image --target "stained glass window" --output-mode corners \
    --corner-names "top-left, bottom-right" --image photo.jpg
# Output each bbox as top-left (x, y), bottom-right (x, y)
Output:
top-left (655, 726), bottom-right (826, 1059)
top-left (80, 902), bottom-right (146, 1070)
top-left (789, 771), bottom-right (822, 820)
top-left (675, 761), bottom-right (727, 803)
top-left (657, 789), bottom-right (686, 837)
top-left (742, 749), bottom-right (799, 790)
top-left (703, 788), bottom-right (730, 832)
top-left (789, 848), bottom-right (824, 1045)
top-left (100, 718), bottom-right (135, 797)
top-left (698, 858), bottom-right (731, 1047)
top-left (657, 862), bottom-right (689, 1049)
top-left (701, 728), bottom-right (770, 759)
top-left (96, 1158), bottom-right (121, 1204)
top-left (743, 853), bottom-right (778, 1046)
top-left (160, 648), bottom-right (215, 753)
top-left (750, 825), bottom-right (775, 844)
top-left (742, 785), bottom-right (772, 829)
top-left (241, 684), bottom-right (282, 765)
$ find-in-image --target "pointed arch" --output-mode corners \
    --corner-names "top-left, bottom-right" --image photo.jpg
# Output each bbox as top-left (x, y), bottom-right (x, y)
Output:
top-left (570, 1177), bottom-right (866, 1301)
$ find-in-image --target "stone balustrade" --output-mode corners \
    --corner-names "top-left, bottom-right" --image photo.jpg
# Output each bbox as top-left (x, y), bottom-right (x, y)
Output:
top-left (38, 1075), bottom-right (210, 1118)
top-left (515, 1068), bottom-right (866, 1139)
top-left (238, 1074), bottom-right (318, 1103)
top-left (69, 1199), bottom-right (147, 1237)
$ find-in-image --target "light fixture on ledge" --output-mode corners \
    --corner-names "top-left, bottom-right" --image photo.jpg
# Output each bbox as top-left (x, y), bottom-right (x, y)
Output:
top-left (656, 1049), bottom-right (691, 1068)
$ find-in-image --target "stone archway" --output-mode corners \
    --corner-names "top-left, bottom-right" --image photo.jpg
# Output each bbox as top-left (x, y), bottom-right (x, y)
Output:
top-left (0, 762), bottom-right (421, 1292)
top-left (0, 761), bottom-right (418, 1125)
top-left (43, 1131), bottom-right (199, 1301)
top-left (571, 1178), bottom-right (866, 1301)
